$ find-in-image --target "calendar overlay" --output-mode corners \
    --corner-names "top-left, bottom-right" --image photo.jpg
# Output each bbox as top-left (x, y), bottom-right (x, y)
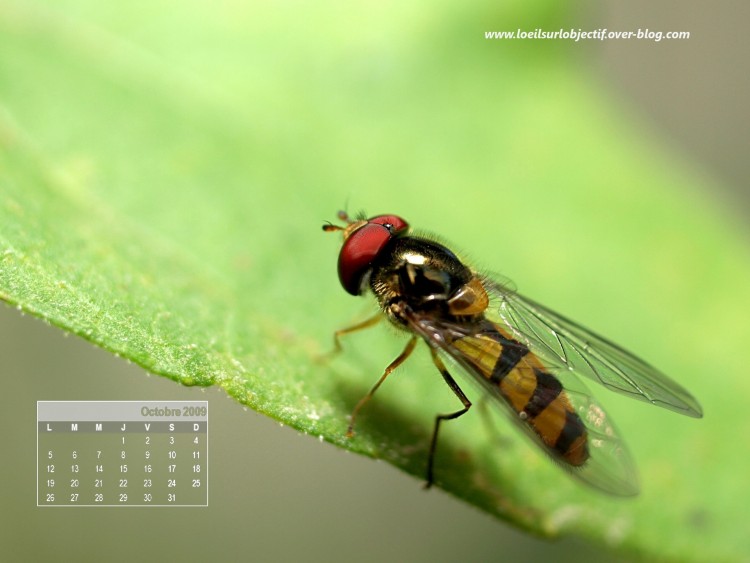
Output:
top-left (38, 401), bottom-right (208, 507)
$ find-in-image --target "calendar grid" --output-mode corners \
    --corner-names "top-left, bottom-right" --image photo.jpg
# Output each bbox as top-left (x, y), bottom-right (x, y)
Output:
top-left (37, 401), bottom-right (208, 507)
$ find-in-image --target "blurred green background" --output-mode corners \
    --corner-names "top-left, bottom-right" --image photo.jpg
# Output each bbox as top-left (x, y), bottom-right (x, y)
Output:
top-left (1, 0), bottom-right (748, 562)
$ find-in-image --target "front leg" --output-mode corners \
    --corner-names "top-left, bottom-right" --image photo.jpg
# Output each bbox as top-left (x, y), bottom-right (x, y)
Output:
top-left (346, 336), bottom-right (417, 437)
top-left (317, 313), bottom-right (382, 363)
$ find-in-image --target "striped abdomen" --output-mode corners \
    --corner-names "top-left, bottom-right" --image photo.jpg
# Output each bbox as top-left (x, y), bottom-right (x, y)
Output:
top-left (451, 322), bottom-right (589, 466)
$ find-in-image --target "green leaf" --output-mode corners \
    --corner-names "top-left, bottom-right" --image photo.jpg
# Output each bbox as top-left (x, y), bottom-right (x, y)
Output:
top-left (1, 1), bottom-right (747, 561)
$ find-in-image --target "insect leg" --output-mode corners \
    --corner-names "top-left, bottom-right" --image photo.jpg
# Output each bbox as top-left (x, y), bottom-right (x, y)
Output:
top-left (346, 336), bottom-right (417, 437)
top-left (425, 348), bottom-right (472, 489)
top-left (332, 314), bottom-right (382, 353)
top-left (317, 314), bottom-right (383, 363)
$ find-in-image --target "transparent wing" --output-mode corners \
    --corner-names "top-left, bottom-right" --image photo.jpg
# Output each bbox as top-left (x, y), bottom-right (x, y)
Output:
top-left (484, 279), bottom-right (703, 418)
top-left (537, 367), bottom-right (639, 495)
top-left (399, 309), bottom-right (639, 496)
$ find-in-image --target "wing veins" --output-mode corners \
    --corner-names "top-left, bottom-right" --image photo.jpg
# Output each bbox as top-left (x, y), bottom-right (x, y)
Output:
top-left (487, 283), bottom-right (702, 418)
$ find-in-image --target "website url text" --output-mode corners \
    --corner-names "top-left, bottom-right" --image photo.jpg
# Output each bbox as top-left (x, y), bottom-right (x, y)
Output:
top-left (484, 28), bottom-right (691, 42)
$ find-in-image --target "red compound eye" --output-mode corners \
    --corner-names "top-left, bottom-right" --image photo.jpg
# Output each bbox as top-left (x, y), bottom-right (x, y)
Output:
top-left (338, 215), bottom-right (409, 295)
top-left (366, 215), bottom-right (409, 233)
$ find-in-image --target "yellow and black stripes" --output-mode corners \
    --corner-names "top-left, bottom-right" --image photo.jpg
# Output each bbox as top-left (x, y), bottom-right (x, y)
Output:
top-left (522, 369), bottom-right (563, 418)
top-left (452, 323), bottom-right (589, 466)
top-left (489, 340), bottom-right (529, 384)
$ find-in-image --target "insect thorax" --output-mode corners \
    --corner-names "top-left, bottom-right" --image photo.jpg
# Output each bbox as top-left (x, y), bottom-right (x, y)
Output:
top-left (368, 236), bottom-right (476, 326)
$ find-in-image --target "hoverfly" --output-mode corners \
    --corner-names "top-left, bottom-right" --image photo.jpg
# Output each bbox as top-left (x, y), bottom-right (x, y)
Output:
top-left (323, 211), bottom-right (702, 495)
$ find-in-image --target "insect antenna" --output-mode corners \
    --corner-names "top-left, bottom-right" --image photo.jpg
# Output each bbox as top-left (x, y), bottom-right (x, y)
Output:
top-left (322, 221), bottom-right (344, 232)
